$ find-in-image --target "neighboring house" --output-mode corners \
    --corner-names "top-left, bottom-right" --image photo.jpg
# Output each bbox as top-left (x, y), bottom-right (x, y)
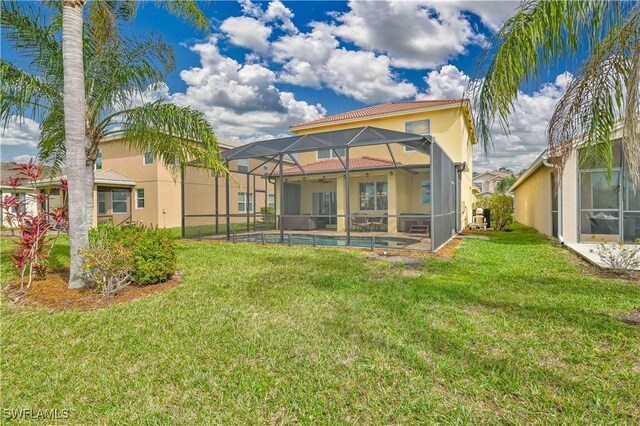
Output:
top-left (473, 170), bottom-right (512, 196)
top-left (220, 99), bottom-right (476, 250)
top-left (511, 126), bottom-right (639, 244)
top-left (36, 136), bottom-right (285, 233)
top-left (0, 162), bottom-right (39, 227)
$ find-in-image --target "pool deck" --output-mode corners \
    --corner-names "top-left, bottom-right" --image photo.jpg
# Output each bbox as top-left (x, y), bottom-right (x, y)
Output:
top-left (208, 229), bottom-right (432, 251)
top-left (566, 242), bottom-right (640, 270)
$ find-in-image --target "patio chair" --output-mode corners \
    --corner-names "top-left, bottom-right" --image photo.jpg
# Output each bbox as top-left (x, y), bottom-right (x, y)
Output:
top-left (351, 214), bottom-right (371, 232)
top-left (370, 214), bottom-right (387, 231)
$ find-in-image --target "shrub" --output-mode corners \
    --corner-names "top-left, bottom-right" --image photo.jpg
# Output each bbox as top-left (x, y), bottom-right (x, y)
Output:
top-left (590, 243), bottom-right (640, 274)
top-left (89, 224), bottom-right (177, 285)
top-left (490, 194), bottom-right (514, 231)
top-left (79, 240), bottom-right (132, 297)
top-left (472, 194), bottom-right (514, 231)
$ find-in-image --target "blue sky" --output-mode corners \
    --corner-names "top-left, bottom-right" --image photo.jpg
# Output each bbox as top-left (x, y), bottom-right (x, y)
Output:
top-left (1, 0), bottom-right (580, 172)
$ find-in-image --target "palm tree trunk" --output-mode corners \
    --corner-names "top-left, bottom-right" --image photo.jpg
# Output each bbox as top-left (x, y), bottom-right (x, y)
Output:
top-left (62, 0), bottom-right (88, 289)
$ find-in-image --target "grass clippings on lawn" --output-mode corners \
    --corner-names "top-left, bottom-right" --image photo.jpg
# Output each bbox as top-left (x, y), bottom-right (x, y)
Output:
top-left (3, 269), bottom-right (182, 311)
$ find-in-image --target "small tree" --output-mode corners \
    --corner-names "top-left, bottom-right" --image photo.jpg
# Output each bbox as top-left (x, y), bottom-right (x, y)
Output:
top-left (0, 160), bottom-right (68, 289)
top-left (495, 175), bottom-right (518, 194)
top-left (491, 194), bottom-right (514, 230)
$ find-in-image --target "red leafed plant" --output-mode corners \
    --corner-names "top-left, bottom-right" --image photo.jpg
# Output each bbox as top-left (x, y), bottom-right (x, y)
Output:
top-left (0, 159), bottom-right (68, 289)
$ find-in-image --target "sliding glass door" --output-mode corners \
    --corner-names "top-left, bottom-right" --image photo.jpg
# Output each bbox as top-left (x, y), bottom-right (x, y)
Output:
top-left (312, 191), bottom-right (336, 225)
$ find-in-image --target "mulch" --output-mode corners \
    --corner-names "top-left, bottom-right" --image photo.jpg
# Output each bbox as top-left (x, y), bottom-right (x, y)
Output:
top-left (370, 237), bottom-right (462, 262)
top-left (3, 269), bottom-right (182, 311)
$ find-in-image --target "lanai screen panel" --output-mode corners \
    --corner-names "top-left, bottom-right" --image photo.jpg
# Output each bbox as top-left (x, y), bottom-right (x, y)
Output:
top-left (430, 142), bottom-right (456, 251)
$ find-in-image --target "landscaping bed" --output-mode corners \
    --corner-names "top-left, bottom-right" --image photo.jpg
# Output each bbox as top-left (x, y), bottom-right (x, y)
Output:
top-left (3, 269), bottom-right (182, 311)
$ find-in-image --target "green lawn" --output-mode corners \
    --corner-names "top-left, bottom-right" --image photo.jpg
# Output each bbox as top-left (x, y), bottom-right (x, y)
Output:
top-left (2, 225), bottom-right (639, 424)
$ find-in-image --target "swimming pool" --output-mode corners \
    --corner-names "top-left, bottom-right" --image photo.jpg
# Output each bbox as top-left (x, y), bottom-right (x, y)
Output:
top-left (233, 233), bottom-right (421, 249)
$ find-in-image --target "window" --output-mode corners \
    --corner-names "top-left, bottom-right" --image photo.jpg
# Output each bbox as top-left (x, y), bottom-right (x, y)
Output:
top-left (136, 188), bottom-right (145, 209)
top-left (238, 192), bottom-right (253, 212)
top-left (404, 120), bottom-right (431, 151)
top-left (359, 182), bottom-right (388, 210)
top-left (112, 189), bottom-right (129, 214)
top-left (143, 149), bottom-right (153, 165)
top-left (263, 164), bottom-right (269, 171)
top-left (268, 194), bottom-right (275, 209)
top-left (317, 148), bottom-right (346, 160)
top-left (474, 181), bottom-right (483, 192)
top-left (237, 159), bottom-right (248, 173)
top-left (98, 191), bottom-right (107, 214)
top-left (95, 148), bottom-right (103, 170)
top-left (421, 180), bottom-right (431, 204)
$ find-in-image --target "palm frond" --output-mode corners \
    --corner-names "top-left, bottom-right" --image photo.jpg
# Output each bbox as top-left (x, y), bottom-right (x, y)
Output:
top-left (548, 4), bottom-right (640, 184)
top-left (86, 33), bottom-right (174, 126)
top-left (1, 1), bottom-right (63, 79)
top-left (0, 60), bottom-right (58, 126)
top-left (469, 0), bottom-right (622, 152)
top-left (102, 101), bottom-right (227, 175)
top-left (155, 0), bottom-right (209, 32)
top-left (38, 104), bottom-right (67, 173)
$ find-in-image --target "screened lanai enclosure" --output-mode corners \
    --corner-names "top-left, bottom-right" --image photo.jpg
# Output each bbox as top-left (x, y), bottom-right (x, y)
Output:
top-left (182, 126), bottom-right (460, 251)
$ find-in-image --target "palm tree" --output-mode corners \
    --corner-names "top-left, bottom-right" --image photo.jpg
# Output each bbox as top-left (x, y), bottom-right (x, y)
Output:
top-left (471, 1), bottom-right (639, 186)
top-left (1, 1), bottom-right (224, 288)
top-left (495, 175), bottom-right (518, 195)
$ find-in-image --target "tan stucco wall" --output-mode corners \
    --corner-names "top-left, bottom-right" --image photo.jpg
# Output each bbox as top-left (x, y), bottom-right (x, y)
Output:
top-left (513, 165), bottom-right (553, 236)
top-left (291, 106), bottom-right (475, 227)
top-left (99, 139), bottom-right (279, 230)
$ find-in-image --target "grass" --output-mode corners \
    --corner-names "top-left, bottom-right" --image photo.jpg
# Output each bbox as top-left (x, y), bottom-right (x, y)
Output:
top-left (2, 224), bottom-right (639, 424)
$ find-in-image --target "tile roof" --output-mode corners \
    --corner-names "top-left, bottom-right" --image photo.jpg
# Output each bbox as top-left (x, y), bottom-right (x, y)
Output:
top-left (282, 156), bottom-right (399, 175)
top-left (290, 99), bottom-right (467, 129)
top-left (217, 136), bottom-right (246, 150)
top-left (35, 169), bottom-right (136, 187)
top-left (94, 169), bottom-right (136, 185)
top-left (1, 161), bottom-right (53, 188)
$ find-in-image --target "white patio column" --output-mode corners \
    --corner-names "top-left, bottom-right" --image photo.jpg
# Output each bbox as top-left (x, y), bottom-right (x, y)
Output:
top-left (387, 171), bottom-right (398, 234)
top-left (336, 175), bottom-right (346, 232)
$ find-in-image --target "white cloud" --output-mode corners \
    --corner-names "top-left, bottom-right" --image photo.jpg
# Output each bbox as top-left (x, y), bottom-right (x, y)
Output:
top-left (327, 0), bottom-right (483, 70)
top-left (1, 116), bottom-right (40, 148)
top-left (170, 36), bottom-right (325, 139)
top-left (220, 16), bottom-right (272, 53)
top-left (264, 0), bottom-right (297, 33)
top-left (418, 64), bottom-right (469, 99)
top-left (12, 154), bottom-right (35, 164)
top-left (418, 65), bottom-right (572, 172)
top-left (273, 24), bottom-right (417, 103)
top-left (435, 1), bottom-right (517, 31)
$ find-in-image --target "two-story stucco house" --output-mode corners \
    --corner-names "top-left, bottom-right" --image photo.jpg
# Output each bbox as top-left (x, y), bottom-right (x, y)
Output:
top-left (38, 136), bottom-right (286, 237)
top-left (472, 170), bottom-right (512, 196)
top-left (218, 99), bottom-right (477, 251)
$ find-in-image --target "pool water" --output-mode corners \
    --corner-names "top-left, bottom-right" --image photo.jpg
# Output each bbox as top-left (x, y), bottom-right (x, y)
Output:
top-left (234, 233), bottom-right (421, 249)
